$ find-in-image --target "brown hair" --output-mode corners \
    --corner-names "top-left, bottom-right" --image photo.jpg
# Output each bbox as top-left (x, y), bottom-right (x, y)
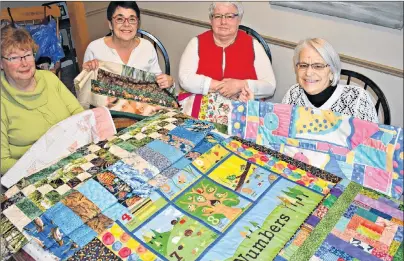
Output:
top-left (1, 25), bottom-right (38, 56)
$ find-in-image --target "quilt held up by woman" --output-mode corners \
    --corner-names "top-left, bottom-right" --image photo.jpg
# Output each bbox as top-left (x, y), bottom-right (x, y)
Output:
top-left (1, 110), bottom-right (403, 261)
top-left (74, 61), bottom-right (179, 114)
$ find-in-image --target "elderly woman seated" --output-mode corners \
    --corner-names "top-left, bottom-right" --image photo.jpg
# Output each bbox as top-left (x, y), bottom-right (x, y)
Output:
top-left (282, 38), bottom-right (378, 123)
top-left (178, 1), bottom-right (276, 114)
top-left (1, 26), bottom-right (84, 174)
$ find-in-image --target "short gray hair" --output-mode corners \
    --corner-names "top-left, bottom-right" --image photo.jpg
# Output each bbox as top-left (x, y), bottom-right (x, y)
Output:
top-left (293, 38), bottom-right (341, 86)
top-left (209, 2), bottom-right (244, 20)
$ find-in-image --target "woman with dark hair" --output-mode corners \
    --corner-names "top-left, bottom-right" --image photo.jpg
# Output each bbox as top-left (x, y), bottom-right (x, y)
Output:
top-left (81, 1), bottom-right (173, 104)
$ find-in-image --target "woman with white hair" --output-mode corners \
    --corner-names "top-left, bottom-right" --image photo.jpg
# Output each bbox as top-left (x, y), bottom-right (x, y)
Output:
top-left (282, 38), bottom-right (378, 123)
top-left (178, 2), bottom-right (276, 117)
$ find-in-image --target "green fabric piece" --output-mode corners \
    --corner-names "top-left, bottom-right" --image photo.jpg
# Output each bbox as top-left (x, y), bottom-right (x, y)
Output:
top-left (356, 207), bottom-right (378, 222)
top-left (322, 194), bottom-right (337, 208)
top-left (394, 242), bottom-right (403, 261)
top-left (289, 181), bottom-right (362, 261)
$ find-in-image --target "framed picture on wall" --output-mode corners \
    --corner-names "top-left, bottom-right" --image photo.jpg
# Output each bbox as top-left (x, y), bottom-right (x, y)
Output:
top-left (270, 2), bottom-right (403, 30)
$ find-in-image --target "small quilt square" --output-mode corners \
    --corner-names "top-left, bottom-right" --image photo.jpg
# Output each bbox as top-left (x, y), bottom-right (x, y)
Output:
top-left (1, 192), bottom-right (25, 210)
top-left (137, 146), bottom-right (171, 171)
top-left (169, 126), bottom-right (205, 145)
top-left (80, 162), bottom-right (95, 171)
top-left (15, 198), bottom-right (42, 220)
top-left (55, 184), bottom-right (72, 195)
top-left (68, 224), bottom-right (97, 248)
top-left (146, 140), bottom-right (184, 163)
top-left (76, 172), bottom-right (92, 182)
top-left (119, 133), bottom-right (132, 141)
top-left (77, 179), bottom-right (117, 212)
top-left (134, 132), bottom-right (147, 140)
top-left (99, 222), bottom-right (159, 260)
top-left (37, 184), bottom-right (54, 195)
top-left (61, 191), bottom-right (101, 223)
top-left (66, 178), bottom-right (82, 188)
top-left (21, 185), bottom-right (36, 197)
top-left (83, 154), bottom-right (98, 162)
top-left (4, 186), bottom-right (20, 198)
top-left (44, 202), bottom-right (84, 234)
top-left (107, 160), bottom-right (156, 198)
top-left (147, 132), bottom-right (162, 139)
top-left (44, 191), bottom-right (63, 206)
top-left (88, 144), bottom-right (102, 153)
top-left (164, 123), bottom-right (178, 131)
top-left (66, 238), bottom-right (121, 261)
top-left (23, 214), bottom-right (63, 249)
top-left (86, 213), bottom-right (114, 234)
top-left (49, 178), bottom-right (65, 189)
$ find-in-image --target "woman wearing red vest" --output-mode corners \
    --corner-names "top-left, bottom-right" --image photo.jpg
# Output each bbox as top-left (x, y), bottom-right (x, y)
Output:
top-left (178, 2), bottom-right (276, 118)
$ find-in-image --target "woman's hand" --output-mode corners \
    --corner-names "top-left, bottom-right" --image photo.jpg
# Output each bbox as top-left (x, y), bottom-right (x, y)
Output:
top-left (218, 79), bottom-right (246, 98)
top-left (238, 85), bottom-right (254, 103)
top-left (156, 74), bottom-right (174, 89)
top-left (83, 59), bottom-right (99, 71)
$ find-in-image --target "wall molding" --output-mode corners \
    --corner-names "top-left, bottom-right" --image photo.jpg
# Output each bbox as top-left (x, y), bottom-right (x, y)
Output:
top-left (86, 7), bottom-right (403, 78)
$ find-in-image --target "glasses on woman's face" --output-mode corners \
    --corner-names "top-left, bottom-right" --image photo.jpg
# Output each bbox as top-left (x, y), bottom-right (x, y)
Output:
top-left (1, 53), bottom-right (35, 64)
top-left (296, 63), bottom-right (329, 71)
top-left (113, 16), bottom-right (139, 25)
top-left (212, 13), bottom-right (239, 21)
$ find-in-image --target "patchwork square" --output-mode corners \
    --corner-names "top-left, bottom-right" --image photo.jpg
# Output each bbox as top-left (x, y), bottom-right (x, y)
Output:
top-left (137, 146), bottom-right (172, 171)
top-left (3, 204), bottom-right (32, 230)
top-left (175, 178), bottom-right (251, 231)
top-left (146, 139), bottom-right (184, 163)
top-left (134, 206), bottom-right (218, 259)
top-left (169, 126), bottom-right (205, 145)
top-left (15, 198), bottom-right (42, 220)
top-left (43, 202), bottom-right (84, 234)
top-left (66, 238), bottom-right (121, 261)
top-left (77, 179), bottom-right (118, 211)
top-left (61, 191), bottom-right (101, 223)
top-left (86, 213), bottom-right (114, 234)
top-left (68, 224), bottom-right (97, 248)
top-left (99, 222), bottom-right (159, 260)
top-left (107, 161), bottom-right (156, 198)
top-left (1, 192), bottom-right (25, 210)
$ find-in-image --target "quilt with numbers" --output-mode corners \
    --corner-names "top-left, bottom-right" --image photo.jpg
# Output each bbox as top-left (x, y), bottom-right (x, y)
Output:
top-left (1, 110), bottom-right (403, 261)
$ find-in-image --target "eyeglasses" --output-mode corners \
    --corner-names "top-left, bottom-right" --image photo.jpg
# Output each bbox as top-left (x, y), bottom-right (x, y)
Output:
top-left (113, 16), bottom-right (139, 24)
top-left (1, 53), bottom-right (35, 64)
top-left (296, 63), bottom-right (329, 71)
top-left (212, 13), bottom-right (239, 20)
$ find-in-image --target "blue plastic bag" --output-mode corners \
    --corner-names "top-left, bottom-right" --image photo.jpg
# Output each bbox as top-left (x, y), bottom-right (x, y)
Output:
top-left (17, 19), bottom-right (65, 64)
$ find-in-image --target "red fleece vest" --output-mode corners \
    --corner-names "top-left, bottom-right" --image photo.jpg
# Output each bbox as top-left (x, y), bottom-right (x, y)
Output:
top-left (179, 30), bottom-right (257, 118)
top-left (197, 30), bottom-right (257, 81)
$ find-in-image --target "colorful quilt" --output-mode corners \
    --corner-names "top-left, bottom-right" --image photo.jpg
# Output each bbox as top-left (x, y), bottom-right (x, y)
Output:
top-left (74, 61), bottom-right (178, 113)
top-left (2, 110), bottom-right (403, 261)
top-left (229, 100), bottom-right (404, 200)
top-left (1, 107), bottom-right (116, 189)
top-left (180, 92), bottom-right (233, 133)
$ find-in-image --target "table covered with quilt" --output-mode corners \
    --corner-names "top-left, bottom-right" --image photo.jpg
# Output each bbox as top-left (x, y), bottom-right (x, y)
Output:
top-left (1, 107), bottom-right (403, 261)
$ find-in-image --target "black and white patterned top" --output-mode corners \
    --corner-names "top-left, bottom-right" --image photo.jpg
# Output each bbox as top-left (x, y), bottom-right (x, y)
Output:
top-left (282, 84), bottom-right (379, 123)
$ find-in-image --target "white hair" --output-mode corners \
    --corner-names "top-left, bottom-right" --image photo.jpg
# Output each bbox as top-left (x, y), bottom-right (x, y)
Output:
top-left (293, 38), bottom-right (341, 86)
top-left (209, 2), bottom-right (244, 20)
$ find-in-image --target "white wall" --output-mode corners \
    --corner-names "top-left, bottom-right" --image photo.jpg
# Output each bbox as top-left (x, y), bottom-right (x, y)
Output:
top-left (134, 2), bottom-right (403, 127)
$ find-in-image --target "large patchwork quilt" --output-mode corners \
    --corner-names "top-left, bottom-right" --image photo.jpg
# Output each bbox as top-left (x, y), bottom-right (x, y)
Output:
top-left (229, 100), bottom-right (404, 200)
top-left (1, 110), bottom-right (403, 261)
